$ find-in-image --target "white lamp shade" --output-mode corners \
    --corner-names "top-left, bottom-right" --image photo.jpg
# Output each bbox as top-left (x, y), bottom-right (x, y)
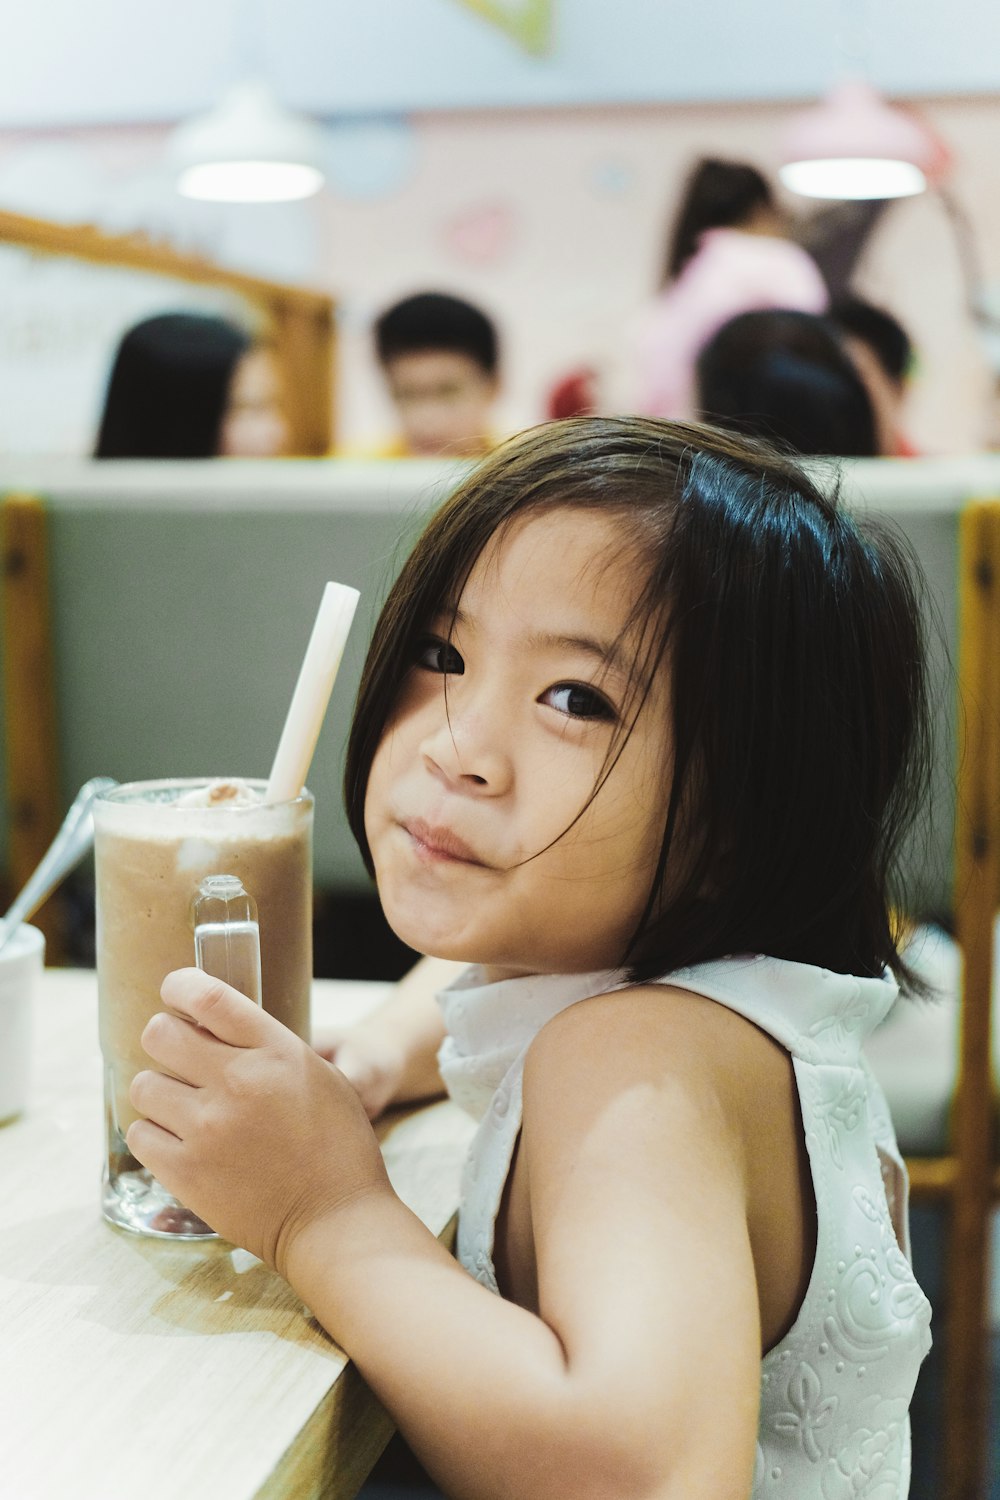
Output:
top-left (167, 80), bottom-right (326, 202)
top-left (778, 79), bottom-right (938, 200)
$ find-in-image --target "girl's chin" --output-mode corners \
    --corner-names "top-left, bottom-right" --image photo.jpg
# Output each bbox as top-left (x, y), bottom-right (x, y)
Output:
top-left (384, 918), bottom-right (514, 974)
top-left (380, 902), bottom-right (475, 964)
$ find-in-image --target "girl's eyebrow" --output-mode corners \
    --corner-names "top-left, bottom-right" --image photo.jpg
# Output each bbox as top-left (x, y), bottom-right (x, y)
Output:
top-left (525, 629), bottom-right (628, 677)
top-left (441, 604), bottom-right (627, 677)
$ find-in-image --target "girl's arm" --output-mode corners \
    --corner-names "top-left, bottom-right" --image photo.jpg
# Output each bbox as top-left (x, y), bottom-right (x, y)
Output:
top-left (313, 955), bottom-right (460, 1118)
top-left (127, 973), bottom-right (761, 1500)
top-left (287, 985), bottom-right (762, 1500)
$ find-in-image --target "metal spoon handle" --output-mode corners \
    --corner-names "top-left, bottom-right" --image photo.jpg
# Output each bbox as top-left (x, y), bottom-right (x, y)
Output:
top-left (0, 776), bottom-right (117, 953)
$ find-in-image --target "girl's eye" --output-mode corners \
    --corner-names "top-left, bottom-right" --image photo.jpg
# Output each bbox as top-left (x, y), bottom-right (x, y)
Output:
top-left (541, 683), bottom-right (617, 722)
top-left (414, 636), bottom-right (465, 675)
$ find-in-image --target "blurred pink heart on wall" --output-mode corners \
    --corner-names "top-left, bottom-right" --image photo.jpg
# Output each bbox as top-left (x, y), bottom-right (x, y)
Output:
top-left (441, 202), bottom-right (517, 265)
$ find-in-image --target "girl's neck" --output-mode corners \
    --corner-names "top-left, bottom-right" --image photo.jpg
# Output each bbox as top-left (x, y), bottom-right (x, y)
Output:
top-left (476, 964), bottom-right (539, 985)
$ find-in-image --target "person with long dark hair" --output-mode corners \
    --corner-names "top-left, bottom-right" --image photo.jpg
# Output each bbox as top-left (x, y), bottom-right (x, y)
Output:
top-left (95, 312), bottom-right (288, 458)
top-left (635, 157), bottom-right (828, 419)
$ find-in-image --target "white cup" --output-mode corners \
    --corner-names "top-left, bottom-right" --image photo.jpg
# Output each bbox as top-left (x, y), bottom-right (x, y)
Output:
top-left (0, 924), bottom-right (44, 1123)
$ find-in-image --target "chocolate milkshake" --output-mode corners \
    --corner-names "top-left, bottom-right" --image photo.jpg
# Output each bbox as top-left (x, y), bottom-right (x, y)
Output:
top-left (94, 778), bottom-right (313, 1238)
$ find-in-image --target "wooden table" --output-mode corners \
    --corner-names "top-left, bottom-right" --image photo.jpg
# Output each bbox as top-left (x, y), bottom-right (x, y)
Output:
top-left (0, 969), bottom-right (474, 1500)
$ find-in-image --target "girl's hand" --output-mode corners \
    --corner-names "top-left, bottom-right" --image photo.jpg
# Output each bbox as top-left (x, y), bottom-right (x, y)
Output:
top-left (312, 1025), bottom-right (406, 1121)
top-left (126, 968), bottom-right (392, 1272)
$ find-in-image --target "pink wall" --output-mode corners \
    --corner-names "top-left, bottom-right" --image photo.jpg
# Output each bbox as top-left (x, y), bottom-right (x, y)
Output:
top-left (0, 96), bottom-right (997, 455)
top-left (321, 99), bottom-right (999, 455)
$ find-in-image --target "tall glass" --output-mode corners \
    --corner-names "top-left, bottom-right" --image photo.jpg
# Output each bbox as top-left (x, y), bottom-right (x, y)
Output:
top-left (94, 779), bottom-right (313, 1239)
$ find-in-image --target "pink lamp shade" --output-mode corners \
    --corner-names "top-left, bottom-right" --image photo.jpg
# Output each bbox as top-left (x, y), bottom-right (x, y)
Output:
top-left (778, 79), bottom-right (945, 199)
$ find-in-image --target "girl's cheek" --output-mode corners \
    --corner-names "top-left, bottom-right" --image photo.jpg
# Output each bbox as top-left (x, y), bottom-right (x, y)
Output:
top-left (363, 743), bottom-right (393, 838)
top-left (365, 716), bottom-right (417, 833)
top-left (374, 725), bottom-right (411, 781)
top-left (391, 667), bottom-right (435, 717)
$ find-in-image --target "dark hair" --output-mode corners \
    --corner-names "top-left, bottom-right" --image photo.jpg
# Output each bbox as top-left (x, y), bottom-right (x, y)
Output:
top-left (665, 158), bottom-right (774, 283)
top-left (345, 416), bottom-right (931, 988)
top-left (374, 292), bottom-right (499, 376)
top-left (831, 297), bottom-right (914, 386)
top-left (95, 313), bottom-right (251, 458)
top-left (696, 309), bottom-right (878, 458)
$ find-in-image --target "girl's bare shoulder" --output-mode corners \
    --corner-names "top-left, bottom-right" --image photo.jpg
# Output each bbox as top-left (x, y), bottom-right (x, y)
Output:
top-left (526, 980), bottom-right (787, 1110)
top-left (522, 981), bottom-right (810, 1356)
top-left (523, 979), bottom-right (802, 1209)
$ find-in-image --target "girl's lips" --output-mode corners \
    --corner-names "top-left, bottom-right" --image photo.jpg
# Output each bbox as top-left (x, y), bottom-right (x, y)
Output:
top-left (402, 818), bottom-right (487, 866)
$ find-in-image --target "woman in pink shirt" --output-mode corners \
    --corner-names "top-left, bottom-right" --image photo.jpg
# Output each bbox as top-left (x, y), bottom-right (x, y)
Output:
top-left (636, 158), bottom-right (829, 419)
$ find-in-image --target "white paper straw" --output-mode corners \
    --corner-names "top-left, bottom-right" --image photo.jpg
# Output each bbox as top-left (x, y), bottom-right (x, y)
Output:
top-left (265, 582), bottom-right (361, 804)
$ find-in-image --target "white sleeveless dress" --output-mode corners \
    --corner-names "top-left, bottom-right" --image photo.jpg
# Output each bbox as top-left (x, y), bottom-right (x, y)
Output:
top-left (436, 954), bottom-right (932, 1499)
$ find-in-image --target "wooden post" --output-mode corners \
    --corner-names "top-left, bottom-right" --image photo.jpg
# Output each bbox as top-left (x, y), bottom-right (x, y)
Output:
top-left (945, 500), bottom-right (1000, 1500)
top-left (0, 208), bottom-right (336, 459)
top-left (271, 298), bottom-right (336, 457)
top-left (0, 493), bottom-right (64, 962)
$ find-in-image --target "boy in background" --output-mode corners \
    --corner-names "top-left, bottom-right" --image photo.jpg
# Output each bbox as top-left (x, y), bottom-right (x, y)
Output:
top-left (370, 291), bottom-right (501, 458)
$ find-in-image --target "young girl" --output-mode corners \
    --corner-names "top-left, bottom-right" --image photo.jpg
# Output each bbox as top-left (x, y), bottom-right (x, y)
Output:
top-left (127, 417), bottom-right (933, 1500)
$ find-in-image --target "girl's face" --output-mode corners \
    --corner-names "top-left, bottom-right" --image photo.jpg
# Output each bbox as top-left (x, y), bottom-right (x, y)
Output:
top-left (364, 506), bottom-right (673, 980)
top-left (218, 347), bottom-right (289, 458)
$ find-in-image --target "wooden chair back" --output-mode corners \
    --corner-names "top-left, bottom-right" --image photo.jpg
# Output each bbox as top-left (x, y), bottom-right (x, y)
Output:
top-left (0, 476), bottom-right (997, 1497)
top-left (907, 497), bottom-right (1000, 1500)
top-left (0, 495), bottom-right (63, 959)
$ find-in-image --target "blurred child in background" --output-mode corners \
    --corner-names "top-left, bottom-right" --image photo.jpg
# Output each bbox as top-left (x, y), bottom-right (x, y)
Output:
top-left (369, 291), bottom-right (501, 458)
top-left (695, 308), bottom-right (879, 457)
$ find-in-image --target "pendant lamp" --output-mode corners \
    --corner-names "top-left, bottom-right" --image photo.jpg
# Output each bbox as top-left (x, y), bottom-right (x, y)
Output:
top-left (167, 80), bottom-right (325, 203)
top-left (778, 79), bottom-right (939, 200)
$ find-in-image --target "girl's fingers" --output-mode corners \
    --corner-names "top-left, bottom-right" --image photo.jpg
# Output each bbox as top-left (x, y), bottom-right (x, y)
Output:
top-left (140, 1008), bottom-right (227, 1083)
top-left (129, 1068), bottom-right (199, 1137)
top-left (311, 1026), bottom-right (345, 1062)
top-left (160, 967), bottom-right (275, 1048)
top-left (126, 1114), bottom-right (189, 1181)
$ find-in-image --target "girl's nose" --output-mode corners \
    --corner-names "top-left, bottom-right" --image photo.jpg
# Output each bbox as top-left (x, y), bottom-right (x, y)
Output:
top-left (419, 702), bottom-right (513, 795)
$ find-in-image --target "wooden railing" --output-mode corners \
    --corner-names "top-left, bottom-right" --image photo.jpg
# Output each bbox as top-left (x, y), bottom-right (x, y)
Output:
top-left (0, 208), bottom-right (335, 456)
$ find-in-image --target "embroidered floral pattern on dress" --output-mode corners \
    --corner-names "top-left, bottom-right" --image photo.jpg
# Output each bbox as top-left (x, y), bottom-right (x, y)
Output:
top-left (807, 983), bottom-right (872, 1056)
top-left (825, 1251), bottom-right (898, 1365)
top-left (820, 1397), bottom-right (909, 1499)
top-left (812, 1071), bottom-right (868, 1168)
top-left (774, 1362), bottom-right (839, 1461)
